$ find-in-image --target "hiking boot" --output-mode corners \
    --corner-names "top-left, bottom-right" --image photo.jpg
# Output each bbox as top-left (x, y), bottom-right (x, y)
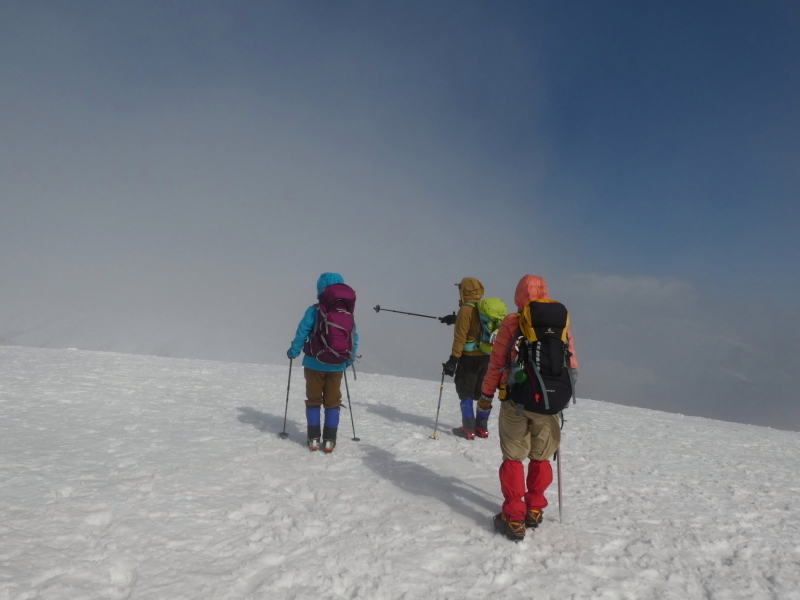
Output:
top-left (493, 512), bottom-right (525, 542)
top-left (452, 427), bottom-right (476, 440)
top-left (322, 425), bottom-right (337, 453)
top-left (307, 438), bottom-right (320, 452)
top-left (475, 426), bottom-right (489, 438)
top-left (453, 416), bottom-right (476, 440)
top-left (525, 509), bottom-right (543, 528)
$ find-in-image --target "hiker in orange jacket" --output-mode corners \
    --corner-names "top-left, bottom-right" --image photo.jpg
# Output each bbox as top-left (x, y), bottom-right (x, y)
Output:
top-left (481, 274), bottom-right (578, 541)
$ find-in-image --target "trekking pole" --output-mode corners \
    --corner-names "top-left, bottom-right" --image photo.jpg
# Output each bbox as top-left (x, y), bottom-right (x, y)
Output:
top-left (343, 371), bottom-right (361, 442)
top-left (374, 305), bottom-right (439, 320)
top-left (279, 358), bottom-right (292, 439)
top-left (430, 370), bottom-right (446, 440)
top-left (556, 447), bottom-right (563, 523)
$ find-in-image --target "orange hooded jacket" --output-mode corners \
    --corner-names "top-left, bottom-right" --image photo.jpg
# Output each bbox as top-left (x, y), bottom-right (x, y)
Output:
top-left (481, 275), bottom-right (578, 398)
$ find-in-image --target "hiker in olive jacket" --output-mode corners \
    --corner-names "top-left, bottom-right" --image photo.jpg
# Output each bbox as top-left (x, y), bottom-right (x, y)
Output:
top-left (443, 277), bottom-right (492, 439)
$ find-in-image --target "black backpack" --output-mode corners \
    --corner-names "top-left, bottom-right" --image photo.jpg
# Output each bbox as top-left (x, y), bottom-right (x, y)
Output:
top-left (506, 300), bottom-right (576, 415)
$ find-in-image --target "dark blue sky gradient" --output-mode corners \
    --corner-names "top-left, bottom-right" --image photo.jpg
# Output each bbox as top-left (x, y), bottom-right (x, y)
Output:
top-left (533, 1), bottom-right (799, 296)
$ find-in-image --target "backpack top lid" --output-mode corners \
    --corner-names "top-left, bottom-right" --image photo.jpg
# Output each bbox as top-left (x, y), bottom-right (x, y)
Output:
top-left (476, 297), bottom-right (508, 324)
top-left (519, 300), bottom-right (569, 343)
top-left (318, 283), bottom-right (356, 314)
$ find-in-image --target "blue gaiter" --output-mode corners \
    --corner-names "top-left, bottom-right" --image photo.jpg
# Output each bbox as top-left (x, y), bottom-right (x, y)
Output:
top-left (460, 399), bottom-right (475, 420)
top-left (306, 406), bottom-right (321, 427)
top-left (324, 407), bottom-right (340, 428)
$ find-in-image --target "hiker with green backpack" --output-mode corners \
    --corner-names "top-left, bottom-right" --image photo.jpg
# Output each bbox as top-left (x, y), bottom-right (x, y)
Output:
top-left (442, 277), bottom-right (507, 440)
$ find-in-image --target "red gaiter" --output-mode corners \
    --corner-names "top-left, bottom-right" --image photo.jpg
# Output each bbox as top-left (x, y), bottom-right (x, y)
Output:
top-left (499, 460), bottom-right (526, 521)
top-left (525, 459), bottom-right (553, 512)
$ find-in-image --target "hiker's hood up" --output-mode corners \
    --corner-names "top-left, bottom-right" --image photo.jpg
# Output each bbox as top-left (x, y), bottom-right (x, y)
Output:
top-left (514, 275), bottom-right (549, 310)
top-left (458, 277), bottom-right (484, 305)
top-left (316, 272), bottom-right (345, 296)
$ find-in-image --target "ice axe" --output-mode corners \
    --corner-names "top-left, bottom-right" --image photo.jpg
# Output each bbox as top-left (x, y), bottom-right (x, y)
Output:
top-left (556, 447), bottom-right (563, 523)
top-left (556, 411), bottom-right (565, 522)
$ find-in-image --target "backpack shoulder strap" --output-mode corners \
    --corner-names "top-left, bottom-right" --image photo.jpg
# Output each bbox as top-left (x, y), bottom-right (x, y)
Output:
top-left (519, 304), bottom-right (537, 342)
top-left (507, 324), bottom-right (522, 355)
top-left (499, 318), bottom-right (523, 372)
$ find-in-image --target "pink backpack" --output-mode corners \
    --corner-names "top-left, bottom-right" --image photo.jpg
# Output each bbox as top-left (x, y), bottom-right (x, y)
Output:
top-left (303, 283), bottom-right (357, 364)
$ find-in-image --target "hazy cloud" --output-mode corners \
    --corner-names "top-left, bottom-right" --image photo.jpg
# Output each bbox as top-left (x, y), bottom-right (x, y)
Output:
top-left (1, 1), bottom-right (798, 432)
top-left (559, 274), bottom-right (800, 430)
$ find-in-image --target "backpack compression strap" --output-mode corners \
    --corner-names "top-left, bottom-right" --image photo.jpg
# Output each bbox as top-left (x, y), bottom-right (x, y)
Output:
top-left (311, 305), bottom-right (354, 361)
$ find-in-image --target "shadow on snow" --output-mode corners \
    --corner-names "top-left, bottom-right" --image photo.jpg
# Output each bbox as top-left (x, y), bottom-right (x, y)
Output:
top-left (236, 406), bottom-right (306, 448)
top-left (364, 402), bottom-right (456, 433)
top-left (361, 444), bottom-right (499, 529)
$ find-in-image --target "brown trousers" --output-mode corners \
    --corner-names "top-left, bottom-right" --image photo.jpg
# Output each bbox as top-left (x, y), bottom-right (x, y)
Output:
top-left (304, 368), bottom-right (343, 409)
top-left (498, 400), bottom-right (561, 462)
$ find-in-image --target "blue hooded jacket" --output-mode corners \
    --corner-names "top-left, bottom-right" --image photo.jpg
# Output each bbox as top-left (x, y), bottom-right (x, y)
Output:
top-left (288, 272), bottom-right (359, 372)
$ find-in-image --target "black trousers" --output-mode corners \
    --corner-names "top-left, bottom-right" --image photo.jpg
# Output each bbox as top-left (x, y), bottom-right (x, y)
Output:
top-left (454, 354), bottom-right (490, 400)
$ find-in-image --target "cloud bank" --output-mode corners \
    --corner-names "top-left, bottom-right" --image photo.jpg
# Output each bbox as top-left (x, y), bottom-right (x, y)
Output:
top-left (1, 1), bottom-right (798, 432)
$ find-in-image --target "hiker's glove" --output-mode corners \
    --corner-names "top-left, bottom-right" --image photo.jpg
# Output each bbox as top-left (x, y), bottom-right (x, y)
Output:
top-left (438, 313), bottom-right (457, 326)
top-left (287, 348), bottom-right (299, 359)
top-left (443, 355), bottom-right (458, 377)
top-left (571, 370), bottom-right (578, 384)
top-left (478, 395), bottom-right (493, 411)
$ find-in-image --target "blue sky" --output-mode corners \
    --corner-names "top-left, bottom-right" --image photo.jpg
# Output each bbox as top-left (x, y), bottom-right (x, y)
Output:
top-left (1, 1), bottom-right (798, 429)
top-left (534, 1), bottom-right (799, 296)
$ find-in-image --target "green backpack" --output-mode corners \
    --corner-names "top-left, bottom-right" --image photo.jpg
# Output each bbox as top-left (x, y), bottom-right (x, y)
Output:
top-left (465, 297), bottom-right (508, 354)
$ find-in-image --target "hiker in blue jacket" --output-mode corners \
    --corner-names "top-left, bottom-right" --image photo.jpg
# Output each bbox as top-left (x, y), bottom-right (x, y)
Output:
top-left (287, 272), bottom-right (358, 453)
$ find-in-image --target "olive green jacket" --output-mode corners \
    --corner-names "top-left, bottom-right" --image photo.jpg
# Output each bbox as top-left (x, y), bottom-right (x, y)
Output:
top-left (451, 277), bottom-right (485, 358)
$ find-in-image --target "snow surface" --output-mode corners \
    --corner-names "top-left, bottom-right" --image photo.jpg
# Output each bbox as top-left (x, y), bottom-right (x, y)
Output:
top-left (1, 346), bottom-right (799, 600)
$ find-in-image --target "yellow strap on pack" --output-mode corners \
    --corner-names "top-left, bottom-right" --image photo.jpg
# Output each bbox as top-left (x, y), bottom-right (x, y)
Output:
top-left (518, 302), bottom-right (538, 342)
top-left (519, 299), bottom-right (569, 342)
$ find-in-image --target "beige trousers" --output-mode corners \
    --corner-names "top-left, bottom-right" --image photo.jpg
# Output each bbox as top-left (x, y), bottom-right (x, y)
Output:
top-left (498, 400), bottom-right (561, 462)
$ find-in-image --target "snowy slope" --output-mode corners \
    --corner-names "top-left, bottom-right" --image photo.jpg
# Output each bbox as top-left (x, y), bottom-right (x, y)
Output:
top-left (1, 346), bottom-right (799, 600)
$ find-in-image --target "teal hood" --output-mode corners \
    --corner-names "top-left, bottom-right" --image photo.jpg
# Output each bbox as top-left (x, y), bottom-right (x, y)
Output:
top-left (316, 272), bottom-right (344, 296)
